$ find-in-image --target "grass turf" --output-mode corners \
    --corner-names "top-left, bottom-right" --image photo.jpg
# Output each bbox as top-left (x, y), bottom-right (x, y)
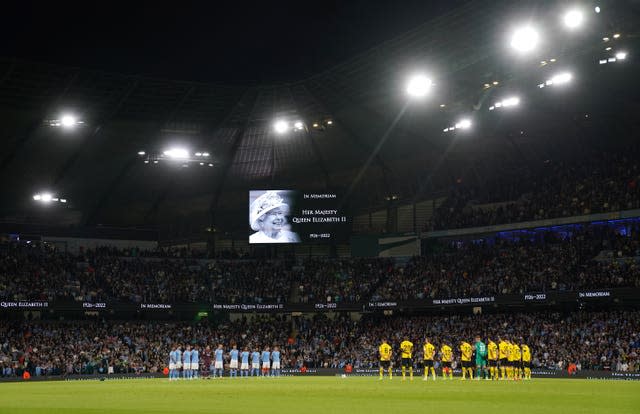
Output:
top-left (0, 377), bottom-right (639, 414)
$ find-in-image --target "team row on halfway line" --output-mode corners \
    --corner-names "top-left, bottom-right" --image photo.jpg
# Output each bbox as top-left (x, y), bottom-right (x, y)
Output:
top-left (378, 336), bottom-right (532, 381)
top-left (168, 344), bottom-right (282, 380)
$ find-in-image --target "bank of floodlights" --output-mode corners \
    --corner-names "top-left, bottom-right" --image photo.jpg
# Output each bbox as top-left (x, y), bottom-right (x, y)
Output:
top-left (489, 97), bottom-right (520, 111)
top-left (406, 74), bottom-right (433, 98)
top-left (46, 114), bottom-right (84, 128)
top-left (510, 25), bottom-right (540, 54)
top-left (138, 148), bottom-right (214, 167)
top-left (33, 192), bottom-right (67, 204)
top-left (599, 51), bottom-right (628, 65)
top-left (443, 118), bottom-right (472, 133)
top-left (563, 9), bottom-right (585, 30)
top-left (538, 72), bottom-right (573, 88)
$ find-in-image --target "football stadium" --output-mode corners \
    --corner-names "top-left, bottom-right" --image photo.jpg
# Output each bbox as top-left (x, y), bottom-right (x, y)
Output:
top-left (1, 1), bottom-right (640, 413)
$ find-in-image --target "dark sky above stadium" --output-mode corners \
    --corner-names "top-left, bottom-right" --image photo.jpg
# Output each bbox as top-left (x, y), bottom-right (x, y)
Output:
top-left (2, 0), bottom-right (466, 83)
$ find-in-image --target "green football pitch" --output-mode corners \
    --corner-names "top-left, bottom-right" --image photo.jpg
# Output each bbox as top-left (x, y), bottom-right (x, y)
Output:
top-left (1, 377), bottom-right (639, 414)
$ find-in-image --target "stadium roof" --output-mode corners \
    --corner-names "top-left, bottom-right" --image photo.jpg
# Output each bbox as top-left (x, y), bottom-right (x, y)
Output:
top-left (0, 0), bottom-right (639, 238)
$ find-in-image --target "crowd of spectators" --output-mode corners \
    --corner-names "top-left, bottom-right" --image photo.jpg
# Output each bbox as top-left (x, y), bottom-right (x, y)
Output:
top-left (371, 224), bottom-right (640, 300)
top-left (1, 310), bottom-right (638, 377)
top-left (429, 152), bottom-right (640, 230)
top-left (0, 244), bottom-right (291, 304)
top-left (294, 258), bottom-right (395, 303)
top-left (1, 222), bottom-right (638, 304)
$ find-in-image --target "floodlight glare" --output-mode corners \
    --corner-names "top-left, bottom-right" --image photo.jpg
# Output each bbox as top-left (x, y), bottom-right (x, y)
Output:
top-left (60, 199), bottom-right (67, 203)
top-left (163, 148), bottom-right (189, 159)
top-left (455, 119), bottom-right (472, 129)
top-left (510, 26), bottom-right (540, 53)
top-left (563, 9), bottom-right (584, 29)
top-left (33, 194), bottom-right (41, 201)
top-left (294, 121), bottom-right (304, 130)
top-left (594, 6), bottom-right (600, 13)
top-left (615, 51), bottom-right (627, 60)
top-left (138, 151), bottom-right (145, 155)
top-left (406, 74), bottom-right (432, 97)
top-left (61, 115), bottom-right (77, 128)
top-left (274, 120), bottom-right (289, 134)
top-left (195, 152), bottom-right (202, 156)
top-left (41, 193), bottom-right (52, 203)
top-left (327, 120), bottom-right (333, 125)
top-left (502, 97), bottom-right (520, 107)
top-left (613, 33), bottom-right (620, 39)
top-left (202, 152), bottom-right (210, 157)
top-left (551, 72), bottom-right (572, 85)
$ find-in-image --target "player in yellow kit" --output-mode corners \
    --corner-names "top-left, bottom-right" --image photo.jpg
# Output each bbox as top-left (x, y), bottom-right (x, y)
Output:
top-left (521, 340), bottom-right (532, 380)
top-left (400, 337), bottom-right (414, 381)
top-left (498, 336), bottom-right (509, 380)
top-left (506, 340), bottom-right (517, 379)
top-left (440, 342), bottom-right (453, 380)
top-left (511, 342), bottom-right (522, 380)
top-left (422, 338), bottom-right (436, 381)
top-left (459, 340), bottom-right (474, 380)
top-left (379, 339), bottom-right (393, 380)
top-left (487, 338), bottom-right (498, 380)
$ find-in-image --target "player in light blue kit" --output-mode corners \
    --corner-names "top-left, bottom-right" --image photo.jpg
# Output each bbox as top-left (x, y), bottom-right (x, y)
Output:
top-left (240, 347), bottom-right (250, 378)
top-left (229, 345), bottom-right (239, 378)
top-left (183, 346), bottom-right (192, 380)
top-left (271, 346), bottom-right (281, 377)
top-left (175, 346), bottom-right (183, 380)
top-left (190, 346), bottom-right (199, 379)
top-left (169, 345), bottom-right (178, 381)
top-left (214, 344), bottom-right (224, 378)
top-left (251, 348), bottom-right (261, 377)
top-left (261, 346), bottom-right (271, 377)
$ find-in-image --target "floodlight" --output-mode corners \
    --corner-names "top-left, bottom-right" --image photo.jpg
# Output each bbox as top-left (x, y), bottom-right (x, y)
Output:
top-left (455, 119), bottom-right (472, 129)
top-left (608, 57), bottom-right (616, 62)
top-left (61, 115), bottom-right (77, 128)
top-left (153, 160), bottom-right (159, 164)
top-left (550, 72), bottom-right (572, 85)
top-left (327, 120), bottom-right (333, 125)
top-left (294, 121), bottom-right (304, 130)
top-left (163, 148), bottom-right (189, 159)
top-left (510, 26), bottom-right (540, 53)
top-left (33, 194), bottom-right (41, 201)
top-left (274, 120), bottom-right (289, 134)
top-left (594, 6), bottom-right (600, 13)
top-left (199, 162), bottom-right (204, 166)
top-left (138, 151), bottom-right (145, 155)
top-left (52, 198), bottom-right (59, 202)
top-left (202, 152), bottom-right (210, 157)
top-left (312, 123), bottom-right (319, 128)
top-left (502, 97), bottom-right (520, 107)
top-left (406, 74), bottom-right (432, 97)
top-left (599, 59), bottom-right (607, 64)
top-left (615, 51), bottom-right (627, 60)
top-left (603, 37), bottom-right (609, 42)
top-left (613, 33), bottom-right (620, 39)
top-left (208, 163), bottom-right (214, 167)
top-left (144, 160), bottom-right (149, 164)
top-left (41, 193), bottom-right (52, 203)
top-left (440, 104), bottom-right (446, 108)
top-left (195, 152), bottom-right (202, 156)
top-left (563, 9), bottom-right (584, 29)
top-left (60, 199), bottom-right (67, 203)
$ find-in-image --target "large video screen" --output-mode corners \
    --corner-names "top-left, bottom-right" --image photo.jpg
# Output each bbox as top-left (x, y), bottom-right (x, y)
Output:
top-left (249, 190), bottom-right (348, 244)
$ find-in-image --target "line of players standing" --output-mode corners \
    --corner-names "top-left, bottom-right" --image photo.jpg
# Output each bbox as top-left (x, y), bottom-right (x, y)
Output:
top-left (168, 344), bottom-right (282, 380)
top-left (379, 336), bottom-right (532, 381)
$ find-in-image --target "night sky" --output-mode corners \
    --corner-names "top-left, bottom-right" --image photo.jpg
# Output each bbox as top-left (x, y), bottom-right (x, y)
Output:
top-left (2, 0), bottom-right (468, 83)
